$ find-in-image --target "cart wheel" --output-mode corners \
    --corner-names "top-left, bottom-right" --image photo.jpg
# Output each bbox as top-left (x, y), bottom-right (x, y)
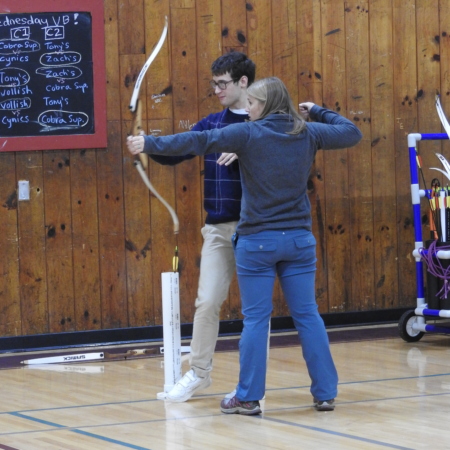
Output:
top-left (398, 310), bottom-right (425, 342)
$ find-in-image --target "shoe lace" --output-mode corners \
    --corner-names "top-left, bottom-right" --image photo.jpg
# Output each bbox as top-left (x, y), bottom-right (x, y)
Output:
top-left (228, 396), bottom-right (255, 409)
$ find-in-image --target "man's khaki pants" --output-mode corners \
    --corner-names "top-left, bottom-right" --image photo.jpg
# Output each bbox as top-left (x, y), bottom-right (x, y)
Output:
top-left (190, 221), bottom-right (238, 378)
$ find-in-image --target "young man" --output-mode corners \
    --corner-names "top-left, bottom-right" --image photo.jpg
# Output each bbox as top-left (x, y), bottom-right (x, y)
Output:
top-left (150, 52), bottom-right (255, 402)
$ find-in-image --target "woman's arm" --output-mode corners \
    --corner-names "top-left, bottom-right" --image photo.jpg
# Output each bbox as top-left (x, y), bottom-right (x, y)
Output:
top-left (145, 119), bottom-right (209, 165)
top-left (128, 122), bottom-right (250, 158)
top-left (302, 103), bottom-right (363, 150)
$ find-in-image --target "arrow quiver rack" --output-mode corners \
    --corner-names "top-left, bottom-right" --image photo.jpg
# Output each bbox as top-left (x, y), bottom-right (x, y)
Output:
top-left (399, 132), bottom-right (450, 342)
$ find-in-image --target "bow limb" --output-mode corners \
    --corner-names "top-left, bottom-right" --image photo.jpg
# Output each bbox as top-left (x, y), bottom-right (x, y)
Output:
top-left (129, 16), bottom-right (168, 113)
top-left (128, 16), bottom-right (178, 234)
top-left (436, 93), bottom-right (450, 138)
top-left (134, 160), bottom-right (179, 234)
top-left (129, 17), bottom-right (168, 172)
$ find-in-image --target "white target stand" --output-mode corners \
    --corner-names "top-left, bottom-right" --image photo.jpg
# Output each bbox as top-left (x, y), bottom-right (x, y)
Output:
top-left (157, 272), bottom-right (190, 400)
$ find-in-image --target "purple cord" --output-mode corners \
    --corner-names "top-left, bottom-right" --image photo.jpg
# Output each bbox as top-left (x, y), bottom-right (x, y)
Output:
top-left (419, 241), bottom-right (450, 299)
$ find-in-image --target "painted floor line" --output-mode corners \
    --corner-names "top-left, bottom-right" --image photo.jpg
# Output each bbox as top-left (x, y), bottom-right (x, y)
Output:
top-left (5, 401), bottom-right (418, 450)
top-left (1, 370), bottom-right (449, 417)
top-left (3, 390), bottom-right (450, 441)
top-left (262, 391), bottom-right (450, 413)
top-left (195, 371), bottom-right (450, 397)
top-left (261, 416), bottom-right (415, 450)
top-left (8, 412), bottom-right (152, 450)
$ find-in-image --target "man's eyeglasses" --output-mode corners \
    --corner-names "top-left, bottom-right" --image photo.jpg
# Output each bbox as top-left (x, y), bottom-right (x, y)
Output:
top-left (209, 79), bottom-right (235, 90)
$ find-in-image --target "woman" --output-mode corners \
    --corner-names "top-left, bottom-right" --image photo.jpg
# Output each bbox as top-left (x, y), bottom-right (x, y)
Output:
top-left (127, 77), bottom-right (362, 415)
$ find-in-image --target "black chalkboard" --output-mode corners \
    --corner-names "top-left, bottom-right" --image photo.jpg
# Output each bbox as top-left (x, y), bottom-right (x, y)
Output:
top-left (0, 11), bottom-right (95, 137)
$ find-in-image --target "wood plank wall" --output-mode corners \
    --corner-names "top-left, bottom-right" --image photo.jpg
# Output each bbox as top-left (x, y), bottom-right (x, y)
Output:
top-left (1, 0), bottom-right (449, 337)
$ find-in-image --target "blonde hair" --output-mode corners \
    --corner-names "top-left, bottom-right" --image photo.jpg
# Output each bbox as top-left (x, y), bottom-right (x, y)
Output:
top-left (247, 77), bottom-right (306, 135)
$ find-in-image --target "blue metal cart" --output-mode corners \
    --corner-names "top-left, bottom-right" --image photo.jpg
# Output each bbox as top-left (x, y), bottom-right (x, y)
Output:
top-left (399, 132), bottom-right (450, 342)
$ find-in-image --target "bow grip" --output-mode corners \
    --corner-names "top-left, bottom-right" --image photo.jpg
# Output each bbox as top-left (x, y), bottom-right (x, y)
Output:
top-left (130, 99), bottom-right (148, 169)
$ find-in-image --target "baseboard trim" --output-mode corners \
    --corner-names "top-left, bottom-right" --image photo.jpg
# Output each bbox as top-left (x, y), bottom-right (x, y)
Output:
top-left (0, 307), bottom-right (410, 353)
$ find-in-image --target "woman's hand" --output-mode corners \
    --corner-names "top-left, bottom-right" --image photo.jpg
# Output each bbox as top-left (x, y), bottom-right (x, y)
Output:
top-left (217, 153), bottom-right (238, 166)
top-left (127, 135), bottom-right (145, 155)
top-left (299, 102), bottom-right (315, 120)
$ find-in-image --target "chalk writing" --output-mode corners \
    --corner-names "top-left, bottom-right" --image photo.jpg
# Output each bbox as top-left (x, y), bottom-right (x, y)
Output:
top-left (0, 12), bottom-right (94, 137)
top-left (178, 119), bottom-right (196, 130)
top-left (149, 128), bottom-right (162, 137)
top-left (40, 52), bottom-right (82, 66)
top-left (0, 97), bottom-right (31, 110)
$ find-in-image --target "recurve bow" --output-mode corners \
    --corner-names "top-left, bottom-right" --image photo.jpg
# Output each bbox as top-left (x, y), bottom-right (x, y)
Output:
top-left (129, 16), bottom-right (179, 234)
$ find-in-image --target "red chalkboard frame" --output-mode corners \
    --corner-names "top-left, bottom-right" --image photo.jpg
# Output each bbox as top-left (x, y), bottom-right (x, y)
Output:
top-left (0, 0), bottom-right (107, 151)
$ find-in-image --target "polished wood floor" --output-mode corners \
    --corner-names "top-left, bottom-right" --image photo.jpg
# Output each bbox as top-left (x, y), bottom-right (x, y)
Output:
top-left (0, 326), bottom-right (450, 449)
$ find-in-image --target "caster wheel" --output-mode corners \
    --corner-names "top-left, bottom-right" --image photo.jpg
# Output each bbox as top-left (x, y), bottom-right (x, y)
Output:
top-left (398, 310), bottom-right (425, 342)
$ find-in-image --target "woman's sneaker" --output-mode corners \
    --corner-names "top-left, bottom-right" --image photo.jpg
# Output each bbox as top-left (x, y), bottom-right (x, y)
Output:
top-left (220, 395), bottom-right (261, 415)
top-left (224, 389), bottom-right (237, 400)
top-left (225, 389), bottom-right (265, 400)
top-left (166, 369), bottom-right (211, 402)
top-left (313, 398), bottom-right (335, 411)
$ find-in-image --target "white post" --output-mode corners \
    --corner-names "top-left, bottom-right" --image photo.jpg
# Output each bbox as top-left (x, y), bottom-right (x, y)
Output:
top-left (157, 272), bottom-right (182, 399)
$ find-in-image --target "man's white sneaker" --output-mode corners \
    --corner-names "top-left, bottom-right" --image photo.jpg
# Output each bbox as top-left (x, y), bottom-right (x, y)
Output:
top-left (166, 369), bottom-right (212, 403)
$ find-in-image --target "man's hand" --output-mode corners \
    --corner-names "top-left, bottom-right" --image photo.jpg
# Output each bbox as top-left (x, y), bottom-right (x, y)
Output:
top-left (127, 135), bottom-right (145, 156)
top-left (217, 153), bottom-right (238, 166)
top-left (299, 102), bottom-right (315, 120)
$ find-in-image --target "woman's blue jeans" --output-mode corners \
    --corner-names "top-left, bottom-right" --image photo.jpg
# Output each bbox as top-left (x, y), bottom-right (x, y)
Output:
top-left (233, 228), bottom-right (338, 402)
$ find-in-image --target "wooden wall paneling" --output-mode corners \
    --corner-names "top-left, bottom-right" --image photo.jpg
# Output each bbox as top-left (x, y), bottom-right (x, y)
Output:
top-left (147, 119), bottom-right (178, 325)
top-left (196, 0), bottom-right (222, 119)
top-left (246, 0), bottom-right (273, 79)
top-left (104, 0), bottom-right (121, 121)
top-left (120, 58), bottom-right (147, 123)
top-left (440, 1), bottom-right (450, 162)
top-left (3, 0), bottom-right (444, 341)
top-left (118, 0), bottom-right (146, 55)
top-left (297, 0), bottom-right (327, 313)
top-left (70, 149), bottom-right (101, 331)
top-left (220, 0), bottom-right (248, 319)
top-left (271, 0), bottom-right (298, 104)
top-left (196, 0), bottom-right (221, 230)
top-left (16, 153), bottom-right (48, 335)
top-left (0, 153), bottom-right (20, 336)
top-left (119, 54), bottom-right (152, 327)
top-left (297, 0), bottom-right (322, 103)
top-left (393, 0), bottom-right (418, 307)
top-left (42, 151), bottom-right (75, 333)
top-left (171, 0), bottom-right (196, 8)
top-left (170, 6), bottom-right (202, 322)
top-left (415, 0), bottom-right (440, 304)
top-left (345, 3), bottom-right (374, 311)
top-left (145, 0), bottom-right (173, 121)
top-left (416, 0), bottom-right (441, 195)
top-left (369, 0), bottom-right (398, 309)
top-left (121, 120), bottom-right (154, 327)
top-left (97, 122), bottom-right (128, 329)
top-left (269, 0), bottom-right (298, 316)
top-left (322, 0), bottom-right (351, 314)
top-left (222, 0), bottom-right (248, 53)
top-left (144, 0), bottom-right (175, 326)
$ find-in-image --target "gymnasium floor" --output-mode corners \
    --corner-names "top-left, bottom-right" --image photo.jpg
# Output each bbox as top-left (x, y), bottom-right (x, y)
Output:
top-left (0, 324), bottom-right (449, 449)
